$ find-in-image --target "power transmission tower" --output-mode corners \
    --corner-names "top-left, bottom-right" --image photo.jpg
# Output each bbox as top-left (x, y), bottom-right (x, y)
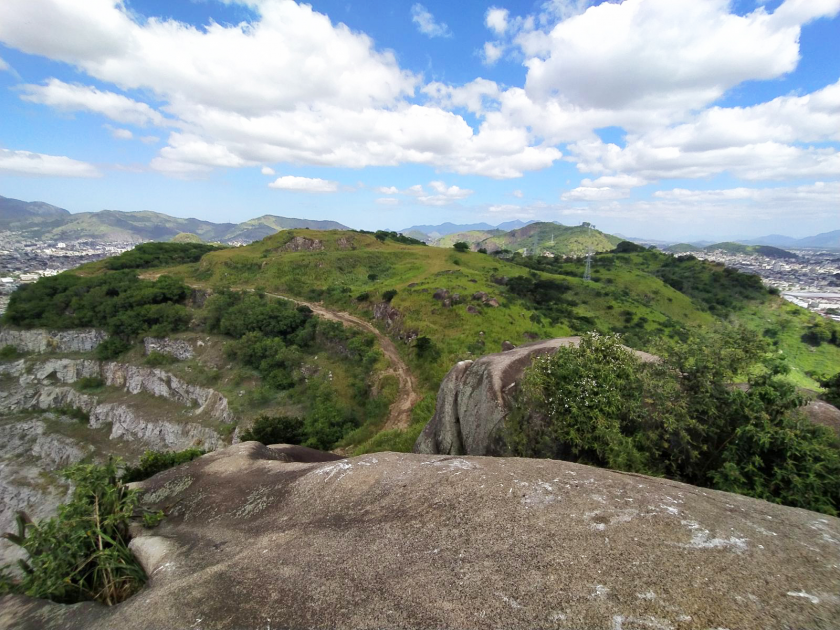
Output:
top-left (583, 223), bottom-right (595, 281)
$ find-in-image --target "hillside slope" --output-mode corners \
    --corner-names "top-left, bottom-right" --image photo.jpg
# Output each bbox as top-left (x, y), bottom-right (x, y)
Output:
top-left (478, 222), bottom-right (622, 256)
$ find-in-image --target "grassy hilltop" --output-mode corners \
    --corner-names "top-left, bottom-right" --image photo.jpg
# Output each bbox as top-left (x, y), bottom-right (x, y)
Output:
top-left (8, 229), bottom-right (840, 452)
top-left (477, 222), bottom-right (622, 256)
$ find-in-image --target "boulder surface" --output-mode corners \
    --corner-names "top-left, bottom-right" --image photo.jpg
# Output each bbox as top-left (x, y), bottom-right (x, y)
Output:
top-left (2, 443), bottom-right (839, 630)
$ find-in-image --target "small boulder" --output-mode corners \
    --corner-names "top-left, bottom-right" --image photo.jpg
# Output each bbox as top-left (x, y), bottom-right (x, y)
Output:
top-left (433, 288), bottom-right (449, 301)
top-left (501, 341), bottom-right (516, 352)
top-left (472, 291), bottom-right (488, 301)
top-left (466, 305), bottom-right (480, 315)
top-left (486, 298), bottom-right (500, 307)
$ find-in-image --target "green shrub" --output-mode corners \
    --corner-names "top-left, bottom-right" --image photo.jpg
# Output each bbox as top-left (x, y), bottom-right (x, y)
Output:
top-left (0, 460), bottom-right (149, 605)
top-left (96, 337), bottom-right (131, 360)
top-left (121, 448), bottom-right (206, 483)
top-left (821, 372), bottom-right (840, 408)
top-left (507, 328), bottom-right (840, 515)
top-left (453, 242), bottom-right (470, 252)
top-left (76, 377), bottom-right (104, 392)
top-left (356, 292), bottom-right (370, 302)
top-left (105, 242), bottom-right (219, 271)
top-left (240, 414), bottom-right (303, 445)
top-left (382, 289), bottom-right (397, 303)
top-left (144, 351), bottom-right (176, 367)
top-left (0, 345), bottom-right (19, 360)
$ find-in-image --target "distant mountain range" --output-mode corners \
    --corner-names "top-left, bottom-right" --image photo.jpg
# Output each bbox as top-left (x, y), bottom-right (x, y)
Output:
top-left (0, 195), bottom-right (349, 244)
top-left (739, 230), bottom-right (840, 250)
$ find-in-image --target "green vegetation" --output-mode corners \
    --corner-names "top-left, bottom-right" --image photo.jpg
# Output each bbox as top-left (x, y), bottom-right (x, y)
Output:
top-left (0, 460), bottom-right (149, 605)
top-left (821, 373), bottom-right (840, 408)
top-left (3, 272), bottom-right (192, 341)
top-left (144, 351), bottom-right (177, 367)
top-left (121, 448), bottom-right (206, 483)
top-left (240, 414), bottom-right (302, 445)
top-left (506, 329), bottom-right (840, 515)
top-left (705, 242), bottom-right (797, 259)
top-left (105, 242), bottom-right (220, 271)
top-left (372, 230), bottom-right (426, 246)
top-left (453, 241), bottom-right (470, 252)
top-left (0, 345), bottom-right (20, 360)
top-left (478, 222), bottom-right (622, 257)
top-left (171, 232), bottom-right (204, 244)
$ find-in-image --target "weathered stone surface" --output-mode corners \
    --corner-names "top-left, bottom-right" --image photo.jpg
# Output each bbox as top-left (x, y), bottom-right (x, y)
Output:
top-left (501, 340), bottom-right (516, 351)
top-left (89, 403), bottom-right (222, 451)
top-left (415, 338), bottom-right (658, 456)
top-left (3, 444), bottom-right (839, 630)
top-left (804, 399), bottom-right (840, 437)
top-left (2, 358), bottom-right (234, 425)
top-left (0, 328), bottom-right (107, 354)
top-left (143, 337), bottom-right (195, 361)
top-left (433, 288), bottom-right (449, 301)
top-left (282, 236), bottom-right (324, 252)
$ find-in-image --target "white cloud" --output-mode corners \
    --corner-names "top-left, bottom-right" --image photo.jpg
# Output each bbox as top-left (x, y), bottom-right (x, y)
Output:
top-left (422, 78), bottom-right (501, 114)
top-left (482, 42), bottom-right (504, 65)
top-left (376, 186), bottom-right (399, 194)
top-left (561, 186), bottom-right (630, 201)
top-left (380, 180), bottom-right (475, 206)
top-left (0, 148), bottom-right (101, 177)
top-left (411, 4), bottom-right (452, 38)
top-left (268, 175), bottom-right (339, 192)
top-left (105, 125), bottom-right (133, 140)
top-left (261, 166), bottom-right (275, 175)
top-left (140, 135), bottom-right (160, 144)
top-left (20, 78), bottom-right (165, 126)
top-left (1, 0), bottom-right (557, 179)
top-left (512, 189), bottom-right (523, 198)
top-left (0, 57), bottom-right (9, 72)
top-left (376, 197), bottom-right (399, 205)
top-left (485, 8), bottom-right (509, 35)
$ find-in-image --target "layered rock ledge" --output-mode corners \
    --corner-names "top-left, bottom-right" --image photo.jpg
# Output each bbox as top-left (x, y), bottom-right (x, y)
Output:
top-left (0, 328), bottom-right (107, 354)
top-left (2, 444), bottom-right (838, 629)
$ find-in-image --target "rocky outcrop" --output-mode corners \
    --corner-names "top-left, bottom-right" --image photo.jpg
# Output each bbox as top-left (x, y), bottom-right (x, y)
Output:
top-left (804, 399), bottom-right (840, 437)
top-left (415, 338), bottom-right (658, 456)
top-left (3, 444), bottom-right (840, 630)
top-left (283, 236), bottom-right (324, 252)
top-left (2, 358), bottom-right (234, 425)
top-left (143, 337), bottom-right (194, 360)
top-left (89, 403), bottom-right (222, 451)
top-left (0, 328), bottom-right (107, 354)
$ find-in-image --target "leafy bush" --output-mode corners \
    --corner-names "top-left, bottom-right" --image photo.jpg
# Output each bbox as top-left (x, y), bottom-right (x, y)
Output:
top-left (240, 414), bottom-right (303, 445)
top-left (121, 448), bottom-right (206, 483)
top-left (611, 240), bottom-right (647, 254)
top-left (821, 372), bottom-right (840, 408)
top-left (0, 345), bottom-right (19, 360)
top-left (453, 242), bottom-right (470, 252)
top-left (76, 377), bottom-right (104, 392)
top-left (95, 337), bottom-right (132, 360)
top-left (507, 328), bottom-right (840, 515)
top-left (144, 351), bottom-right (177, 367)
top-left (0, 460), bottom-right (148, 605)
top-left (356, 292), bottom-right (370, 302)
top-left (382, 289), bottom-right (397, 303)
top-left (3, 272), bottom-right (193, 342)
top-left (105, 242), bottom-right (219, 271)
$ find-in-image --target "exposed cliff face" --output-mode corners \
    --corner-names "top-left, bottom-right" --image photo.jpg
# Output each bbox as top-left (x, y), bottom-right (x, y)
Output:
top-left (143, 337), bottom-right (195, 361)
top-left (2, 358), bottom-right (234, 425)
top-left (0, 328), bottom-right (107, 354)
top-left (415, 338), bottom-right (659, 456)
top-left (3, 444), bottom-right (839, 630)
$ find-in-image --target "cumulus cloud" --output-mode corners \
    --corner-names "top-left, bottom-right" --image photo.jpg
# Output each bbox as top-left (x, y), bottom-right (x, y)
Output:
top-left (378, 180), bottom-right (474, 206)
top-left (268, 175), bottom-right (339, 192)
top-left (261, 166), bottom-right (275, 175)
top-left (376, 186), bottom-right (399, 194)
top-left (485, 8), bottom-right (509, 35)
top-left (105, 125), bottom-right (133, 140)
top-left (140, 135), bottom-right (160, 144)
top-left (512, 189), bottom-right (523, 198)
top-left (411, 4), bottom-right (451, 38)
top-left (20, 78), bottom-right (165, 126)
top-left (0, 148), bottom-right (101, 177)
top-left (0, 57), bottom-right (9, 72)
top-left (376, 197), bottom-right (399, 205)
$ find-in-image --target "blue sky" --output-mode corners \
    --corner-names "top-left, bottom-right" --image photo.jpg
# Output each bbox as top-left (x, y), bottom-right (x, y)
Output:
top-left (0, 0), bottom-right (838, 240)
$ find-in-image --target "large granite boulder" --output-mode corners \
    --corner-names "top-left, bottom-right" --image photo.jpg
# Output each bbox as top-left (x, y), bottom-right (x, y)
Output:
top-left (2, 443), bottom-right (839, 629)
top-left (414, 338), bottom-right (658, 456)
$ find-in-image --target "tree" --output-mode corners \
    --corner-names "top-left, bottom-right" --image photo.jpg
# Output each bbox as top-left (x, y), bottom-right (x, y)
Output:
top-left (453, 242), bottom-right (470, 252)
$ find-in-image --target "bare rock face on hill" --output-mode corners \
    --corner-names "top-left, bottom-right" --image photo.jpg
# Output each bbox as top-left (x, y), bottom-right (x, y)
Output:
top-left (414, 338), bottom-right (658, 456)
top-left (2, 443), bottom-right (839, 630)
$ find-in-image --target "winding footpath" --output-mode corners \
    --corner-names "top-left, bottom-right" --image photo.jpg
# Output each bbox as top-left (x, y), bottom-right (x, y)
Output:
top-left (263, 292), bottom-right (421, 430)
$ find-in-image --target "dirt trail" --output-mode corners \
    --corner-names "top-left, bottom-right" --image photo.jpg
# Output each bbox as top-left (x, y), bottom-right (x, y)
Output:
top-left (264, 293), bottom-right (421, 431)
top-left (139, 274), bottom-right (422, 431)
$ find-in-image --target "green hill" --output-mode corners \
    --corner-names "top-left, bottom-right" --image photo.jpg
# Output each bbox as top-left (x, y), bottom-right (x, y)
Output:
top-left (706, 242), bottom-right (797, 258)
top-left (8, 229), bottom-right (840, 454)
top-left (433, 230), bottom-right (504, 248)
top-left (0, 194), bottom-right (70, 229)
top-left (665, 243), bottom-right (701, 254)
top-left (478, 222), bottom-right (622, 257)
